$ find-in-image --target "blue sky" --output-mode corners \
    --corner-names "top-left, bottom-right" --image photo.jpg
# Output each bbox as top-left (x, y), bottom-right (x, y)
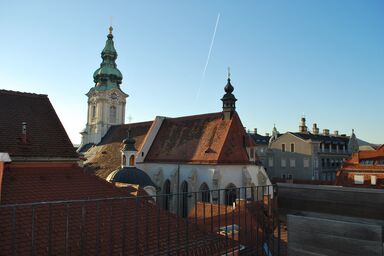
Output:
top-left (1, 1), bottom-right (383, 144)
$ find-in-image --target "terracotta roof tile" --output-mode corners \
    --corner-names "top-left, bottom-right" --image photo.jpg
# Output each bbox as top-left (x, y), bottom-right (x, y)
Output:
top-left (0, 90), bottom-right (77, 159)
top-left (0, 165), bottom-right (233, 255)
top-left (146, 112), bottom-right (251, 164)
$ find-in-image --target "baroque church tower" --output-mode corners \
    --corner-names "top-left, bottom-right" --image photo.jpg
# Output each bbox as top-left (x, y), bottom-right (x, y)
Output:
top-left (79, 27), bottom-right (128, 149)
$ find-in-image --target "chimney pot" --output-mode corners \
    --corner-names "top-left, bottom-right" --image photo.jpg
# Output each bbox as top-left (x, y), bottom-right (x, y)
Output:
top-left (254, 128), bottom-right (257, 134)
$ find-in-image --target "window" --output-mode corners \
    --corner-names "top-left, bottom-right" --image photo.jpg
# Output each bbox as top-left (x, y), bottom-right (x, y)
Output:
top-left (354, 175), bottom-right (364, 185)
top-left (250, 148), bottom-right (255, 159)
top-left (304, 158), bottom-right (309, 168)
top-left (268, 157), bottom-right (274, 167)
top-left (281, 174), bottom-right (286, 180)
top-left (281, 144), bottom-right (286, 152)
top-left (281, 159), bottom-right (286, 167)
top-left (371, 176), bottom-right (377, 185)
top-left (199, 183), bottom-right (210, 203)
top-left (290, 159), bottom-right (296, 168)
top-left (122, 155), bottom-right (126, 166)
top-left (290, 143), bottom-right (295, 152)
top-left (287, 174), bottom-right (293, 180)
top-left (314, 158), bottom-right (319, 168)
top-left (129, 155), bottom-right (135, 166)
top-left (109, 106), bottom-right (117, 123)
top-left (91, 105), bottom-right (96, 119)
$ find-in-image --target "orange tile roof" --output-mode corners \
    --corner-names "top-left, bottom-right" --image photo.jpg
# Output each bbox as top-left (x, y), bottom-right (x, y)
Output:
top-left (145, 112), bottom-right (251, 164)
top-left (0, 165), bottom-right (233, 255)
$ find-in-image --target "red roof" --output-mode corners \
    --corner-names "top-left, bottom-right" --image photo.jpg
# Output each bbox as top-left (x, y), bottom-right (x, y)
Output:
top-left (0, 90), bottom-right (77, 159)
top-left (145, 112), bottom-right (251, 164)
top-left (0, 165), bottom-right (231, 255)
top-left (0, 165), bottom-right (129, 204)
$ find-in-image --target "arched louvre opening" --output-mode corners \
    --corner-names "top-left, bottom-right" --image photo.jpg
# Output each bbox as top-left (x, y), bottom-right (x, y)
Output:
top-left (109, 106), bottom-right (117, 123)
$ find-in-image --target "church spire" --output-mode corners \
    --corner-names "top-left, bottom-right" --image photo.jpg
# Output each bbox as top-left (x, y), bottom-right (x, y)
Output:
top-left (221, 67), bottom-right (237, 120)
top-left (93, 26), bottom-right (123, 89)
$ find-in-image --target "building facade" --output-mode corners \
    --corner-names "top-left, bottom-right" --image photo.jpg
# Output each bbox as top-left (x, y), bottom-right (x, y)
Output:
top-left (267, 117), bottom-right (358, 181)
top-left (336, 145), bottom-right (384, 188)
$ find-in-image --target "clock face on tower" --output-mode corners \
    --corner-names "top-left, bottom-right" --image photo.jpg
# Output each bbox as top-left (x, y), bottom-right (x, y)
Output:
top-left (110, 92), bottom-right (118, 100)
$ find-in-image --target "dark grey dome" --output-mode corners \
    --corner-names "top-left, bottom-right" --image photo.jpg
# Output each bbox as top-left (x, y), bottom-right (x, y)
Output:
top-left (109, 167), bottom-right (157, 188)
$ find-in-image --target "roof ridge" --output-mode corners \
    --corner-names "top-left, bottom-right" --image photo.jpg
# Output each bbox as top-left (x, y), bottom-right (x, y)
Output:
top-left (165, 111), bottom-right (222, 121)
top-left (0, 89), bottom-right (47, 98)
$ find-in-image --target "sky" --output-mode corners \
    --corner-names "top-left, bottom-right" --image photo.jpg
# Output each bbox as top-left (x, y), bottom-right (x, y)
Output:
top-left (0, 1), bottom-right (383, 144)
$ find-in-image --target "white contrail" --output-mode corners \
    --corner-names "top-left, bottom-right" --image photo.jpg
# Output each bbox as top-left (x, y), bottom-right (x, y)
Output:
top-left (196, 13), bottom-right (220, 100)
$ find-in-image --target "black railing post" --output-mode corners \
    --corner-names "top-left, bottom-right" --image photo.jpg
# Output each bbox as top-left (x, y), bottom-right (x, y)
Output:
top-left (95, 202), bottom-right (100, 256)
top-left (31, 206), bottom-right (35, 256)
top-left (12, 206), bottom-right (16, 256)
top-left (81, 203), bottom-right (86, 256)
top-left (65, 203), bottom-right (70, 256)
top-left (122, 199), bottom-right (128, 256)
top-left (48, 204), bottom-right (52, 256)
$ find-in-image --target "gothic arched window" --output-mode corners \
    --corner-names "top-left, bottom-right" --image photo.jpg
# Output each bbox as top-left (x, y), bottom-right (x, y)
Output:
top-left (110, 106), bottom-right (117, 123)
top-left (199, 183), bottom-right (210, 203)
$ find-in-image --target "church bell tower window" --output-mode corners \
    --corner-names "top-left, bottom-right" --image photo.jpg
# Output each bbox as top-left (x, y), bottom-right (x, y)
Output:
top-left (110, 106), bottom-right (117, 123)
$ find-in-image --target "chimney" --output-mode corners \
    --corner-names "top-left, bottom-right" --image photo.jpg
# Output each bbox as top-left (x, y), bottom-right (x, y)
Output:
top-left (333, 130), bottom-right (339, 136)
top-left (323, 129), bottom-right (330, 136)
top-left (21, 122), bottom-right (27, 144)
top-left (299, 117), bottom-right (307, 133)
top-left (254, 128), bottom-right (257, 134)
top-left (312, 123), bottom-right (319, 135)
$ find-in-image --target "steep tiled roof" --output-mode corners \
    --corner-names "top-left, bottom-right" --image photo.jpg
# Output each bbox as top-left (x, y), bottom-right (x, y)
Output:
top-left (0, 165), bottom-right (232, 255)
top-left (84, 121), bottom-right (152, 178)
top-left (0, 90), bottom-right (78, 159)
top-left (290, 132), bottom-right (350, 144)
top-left (99, 121), bottom-right (153, 146)
top-left (145, 112), bottom-right (251, 164)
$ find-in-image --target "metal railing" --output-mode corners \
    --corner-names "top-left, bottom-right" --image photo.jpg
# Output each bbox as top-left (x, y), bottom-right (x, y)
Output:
top-left (0, 185), bottom-right (286, 255)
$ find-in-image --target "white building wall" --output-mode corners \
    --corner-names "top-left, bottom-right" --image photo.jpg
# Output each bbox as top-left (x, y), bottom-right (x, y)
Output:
top-left (137, 162), bottom-right (271, 214)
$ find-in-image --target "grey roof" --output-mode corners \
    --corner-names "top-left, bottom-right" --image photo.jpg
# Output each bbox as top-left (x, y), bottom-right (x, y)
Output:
top-left (290, 132), bottom-right (350, 144)
top-left (249, 133), bottom-right (271, 145)
top-left (109, 167), bottom-right (157, 188)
